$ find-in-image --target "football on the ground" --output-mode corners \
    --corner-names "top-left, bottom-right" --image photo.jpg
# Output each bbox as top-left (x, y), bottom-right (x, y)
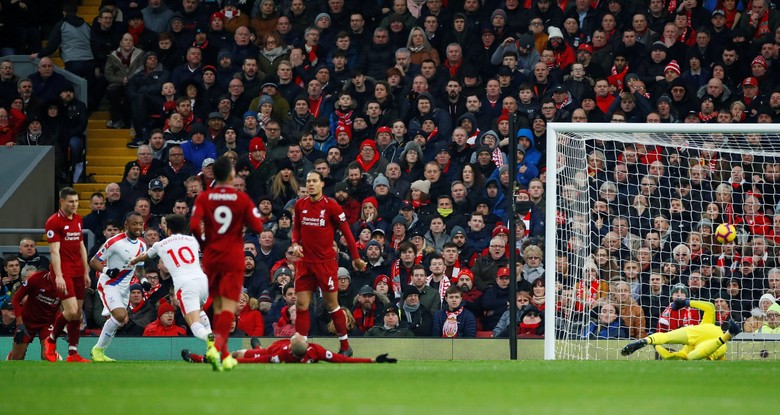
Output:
top-left (715, 223), bottom-right (737, 244)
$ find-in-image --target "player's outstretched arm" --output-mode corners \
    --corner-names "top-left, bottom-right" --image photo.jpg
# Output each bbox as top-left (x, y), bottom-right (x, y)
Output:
top-left (689, 300), bottom-right (716, 324)
top-left (129, 252), bottom-right (149, 266)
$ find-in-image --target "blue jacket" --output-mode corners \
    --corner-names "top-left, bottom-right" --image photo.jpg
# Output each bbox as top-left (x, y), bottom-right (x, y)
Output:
top-left (181, 140), bottom-right (217, 170)
top-left (583, 320), bottom-right (628, 339)
top-left (518, 128), bottom-right (542, 168)
top-left (432, 304), bottom-right (476, 338)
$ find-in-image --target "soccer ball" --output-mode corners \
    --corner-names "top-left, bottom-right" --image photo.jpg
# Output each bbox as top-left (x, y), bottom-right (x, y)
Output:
top-left (714, 223), bottom-right (737, 244)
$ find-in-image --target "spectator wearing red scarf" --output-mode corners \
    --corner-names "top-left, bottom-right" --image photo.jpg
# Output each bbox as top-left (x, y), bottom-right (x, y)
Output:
top-left (352, 285), bottom-right (385, 334)
top-left (355, 139), bottom-right (388, 181)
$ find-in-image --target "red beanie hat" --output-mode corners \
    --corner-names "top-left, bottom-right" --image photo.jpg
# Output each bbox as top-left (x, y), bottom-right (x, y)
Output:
top-left (249, 136), bottom-right (266, 152)
top-left (493, 224), bottom-right (509, 237)
top-left (336, 123), bottom-right (352, 139)
top-left (452, 268), bottom-right (474, 285)
top-left (374, 274), bottom-right (391, 289)
top-left (664, 60), bottom-right (681, 76)
top-left (362, 196), bottom-right (379, 210)
top-left (157, 301), bottom-right (175, 318)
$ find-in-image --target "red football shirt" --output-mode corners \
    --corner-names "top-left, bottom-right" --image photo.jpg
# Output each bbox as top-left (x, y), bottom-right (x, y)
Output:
top-left (190, 186), bottom-right (264, 272)
top-left (12, 271), bottom-right (60, 327)
top-left (245, 339), bottom-right (372, 363)
top-left (292, 196), bottom-right (359, 261)
top-left (45, 210), bottom-right (85, 276)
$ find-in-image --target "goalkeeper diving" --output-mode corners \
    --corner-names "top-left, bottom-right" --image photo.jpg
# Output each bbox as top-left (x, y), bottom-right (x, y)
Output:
top-left (621, 299), bottom-right (741, 360)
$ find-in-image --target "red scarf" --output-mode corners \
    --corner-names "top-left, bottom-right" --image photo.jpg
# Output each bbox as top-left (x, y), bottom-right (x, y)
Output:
top-left (412, 199), bottom-right (428, 209)
top-left (353, 304), bottom-right (377, 332)
top-left (699, 111), bottom-right (718, 122)
top-left (355, 152), bottom-right (379, 173)
top-left (308, 96), bottom-right (323, 118)
top-left (305, 45), bottom-right (318, 67)
top-left (755, 11), bottom-right (771, 38)
top-left (444, 60), bottom-right (462, 78)
top-left (334, 109), bottom-right (353, 128)
top-left (128, 23), bottom-right (145, 45)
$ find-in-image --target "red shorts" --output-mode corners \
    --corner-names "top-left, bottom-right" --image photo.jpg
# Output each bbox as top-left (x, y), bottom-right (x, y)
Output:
top-left (19, 322), bottom-right (52, 344)
top-left (58, 275), bottom-right (86, 301)
top-left (206, 267), bottom-right (244, 301)
top-left (294, 260), bottom-right (338, 293)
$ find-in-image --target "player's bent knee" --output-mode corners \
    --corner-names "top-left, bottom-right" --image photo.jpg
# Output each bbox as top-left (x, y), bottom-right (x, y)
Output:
top-left (111, 309), bottom-right (129, 323)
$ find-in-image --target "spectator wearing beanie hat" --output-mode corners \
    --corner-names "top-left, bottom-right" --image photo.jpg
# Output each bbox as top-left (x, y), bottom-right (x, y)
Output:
top-left (664, 60), bottom-right (681, 78)
top-left (397, 285), bottom-right (433, 337)
top-left (335, 122), bottom-right (359, 163)
top-left (143, 301), bottom-right (187, 336)
top-left (354, 196), bottom-right (388, 235)
top-left (236, 136), bottom-right (276, 202)
top-left (546, 26), bottom-right (575, 69)
top-left (454, 268), bottom-right (483, 317)
top-left (355, 139), bottom-right (388, 182)
top-left (407, 179), bottom-right (437, 226)
top-left (373, 173), bottom-right (402, 223)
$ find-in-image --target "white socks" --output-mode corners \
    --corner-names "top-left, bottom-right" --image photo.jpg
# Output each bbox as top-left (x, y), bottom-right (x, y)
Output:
top-left (95, 315), bottom-right (123, 349)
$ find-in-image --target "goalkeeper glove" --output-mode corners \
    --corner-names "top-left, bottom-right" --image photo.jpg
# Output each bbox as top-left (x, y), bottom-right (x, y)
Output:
top-left (671, 299), bottom-right (690, 311)
top-left (375, 353), bottom-right (397, 363)
top-left (105, 268), bottom-right (121, 279)
top-left (14, 324), bottom-right (28, 344)
top-left (140, 278), bottom-right (152, 291)
top-left (727, 320), bottom-right (742, 336)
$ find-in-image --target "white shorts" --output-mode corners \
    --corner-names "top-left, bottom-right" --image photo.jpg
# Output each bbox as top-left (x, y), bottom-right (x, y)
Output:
top-left (174, 276), bottom-right (209, 315)
top-left (97, 274), bottom-right (129, 316)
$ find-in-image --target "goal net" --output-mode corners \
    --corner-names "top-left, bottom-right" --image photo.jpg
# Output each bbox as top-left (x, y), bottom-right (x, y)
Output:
top-left (545, 123), bottom-right (780, 360)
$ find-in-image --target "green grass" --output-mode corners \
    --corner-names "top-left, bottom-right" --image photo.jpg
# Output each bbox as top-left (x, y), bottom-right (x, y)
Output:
top-left (2, 360), bottom-right (778, 414)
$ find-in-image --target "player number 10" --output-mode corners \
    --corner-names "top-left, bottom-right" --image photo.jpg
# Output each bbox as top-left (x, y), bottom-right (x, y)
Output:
top-left (214, 206), bottom-right (233, 234)
top-left (166, 246), bottom-right (196, 268)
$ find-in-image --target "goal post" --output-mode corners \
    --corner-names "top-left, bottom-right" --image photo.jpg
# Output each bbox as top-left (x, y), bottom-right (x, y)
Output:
top-left (544, 123), bottom-right (780, 360)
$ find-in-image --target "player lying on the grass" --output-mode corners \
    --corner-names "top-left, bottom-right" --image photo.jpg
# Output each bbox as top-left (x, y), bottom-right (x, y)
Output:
top-left (129, 214), bottom-right (212, 346)
top-left (621, 299), bottom-right (741, 360)
top-left (182, 333), bottom-right (398, 364)
top-left (9, 270), bottom-right (61, 360)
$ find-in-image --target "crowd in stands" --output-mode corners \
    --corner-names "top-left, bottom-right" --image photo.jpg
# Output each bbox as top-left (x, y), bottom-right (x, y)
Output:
top-left (2, 0), bottom-right (780, 340)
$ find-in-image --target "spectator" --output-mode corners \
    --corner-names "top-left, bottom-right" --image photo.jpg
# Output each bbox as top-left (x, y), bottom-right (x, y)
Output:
top-left (432, 285), bottom-right (476, 337)
top-left (142, 301), bottom-right (187, 336)
top-left (32, 5), bottom-right (95, 90)
top-left (237, 291), bottom-right (264, 337)
top-left (365, 305), bottom-right (415, 337)
top-left (17, 237), bottom-right (49, 272)
top-left (583, 303), bottom-right (629, 339)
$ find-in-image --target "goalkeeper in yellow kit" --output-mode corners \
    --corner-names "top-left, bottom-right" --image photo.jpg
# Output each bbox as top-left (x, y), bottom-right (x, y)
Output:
top-left (621, 299), bottom-right (741, 360)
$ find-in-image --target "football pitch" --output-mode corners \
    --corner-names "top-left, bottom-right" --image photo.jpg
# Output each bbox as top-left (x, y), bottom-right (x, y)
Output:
top-left (2, 360), bottom-right (777, 414)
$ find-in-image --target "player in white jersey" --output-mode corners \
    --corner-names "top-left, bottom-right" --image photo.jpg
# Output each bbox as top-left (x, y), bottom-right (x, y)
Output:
top-left (88, 212), bottom-right (148, 362)
top-left (130, 214), bottom-right (212, 344)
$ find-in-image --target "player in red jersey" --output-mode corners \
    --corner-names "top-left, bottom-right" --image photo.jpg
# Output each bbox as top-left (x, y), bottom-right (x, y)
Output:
top-left (9, 270), bottom-right (61, 360)
top-left (43, 187), bottom-right (91, 363)
top-left (190, 156), bottom-right (264, 371)
top-left (292, 171), bottom-right (366, 356)
top-left (182, 332), bottom-right (397, 364)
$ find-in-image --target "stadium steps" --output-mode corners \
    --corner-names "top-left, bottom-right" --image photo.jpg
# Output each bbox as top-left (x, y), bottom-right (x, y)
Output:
top-left (78, 0), bottom-right (100, 28)
top-left (77, 111), bottom-right (136, 216)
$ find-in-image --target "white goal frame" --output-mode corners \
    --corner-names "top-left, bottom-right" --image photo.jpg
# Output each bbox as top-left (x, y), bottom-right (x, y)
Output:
top-left (544, 123), bottom-right (780, 360)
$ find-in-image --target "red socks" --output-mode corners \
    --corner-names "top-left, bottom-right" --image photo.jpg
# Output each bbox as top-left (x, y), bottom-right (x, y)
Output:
top-left (213, 310), bottom-right (234, 358)
top-left (295, 307), bottom-right (311, 336)
top-left (330, 308), bottom-right (350, 350)
top-left (66, 320), bottom-right (81, 355)
top-left (49, 313), bottom-right (68, 342)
